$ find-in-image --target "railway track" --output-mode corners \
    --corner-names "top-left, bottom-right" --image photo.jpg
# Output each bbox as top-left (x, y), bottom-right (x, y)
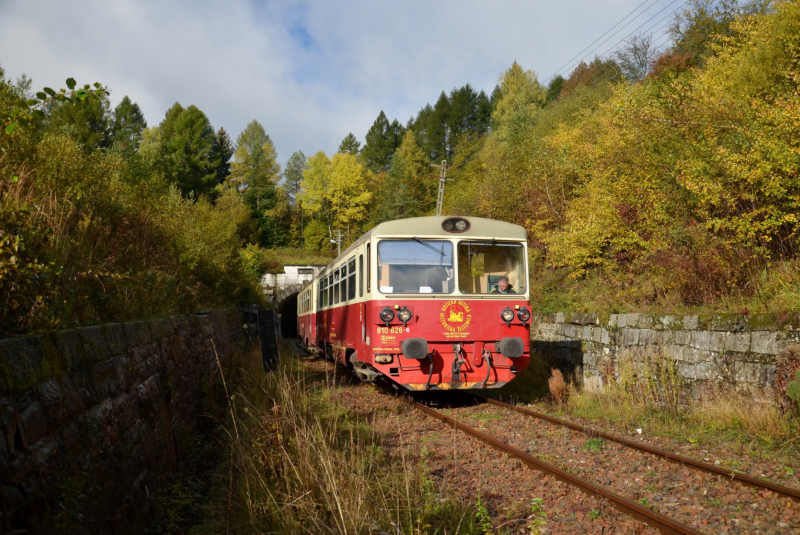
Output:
top-left (475, 395), bottom-right (800, 501)
top-left (403, 394), bottom-right (800, 534)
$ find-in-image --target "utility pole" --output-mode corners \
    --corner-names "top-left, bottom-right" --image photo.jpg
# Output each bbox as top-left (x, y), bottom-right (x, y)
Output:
top-left (430, 160), bottom-right (455, 216)
top-left (330, 228), bottom-right (341, 256)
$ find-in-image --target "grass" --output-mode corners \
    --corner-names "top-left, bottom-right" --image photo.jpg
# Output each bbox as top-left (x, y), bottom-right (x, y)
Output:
top-left (559, 351), bottom-right (800, 453)
top-left (261, 247), bottom-right (335, 273)
top-left (177, 340), bottom-right (483, 534)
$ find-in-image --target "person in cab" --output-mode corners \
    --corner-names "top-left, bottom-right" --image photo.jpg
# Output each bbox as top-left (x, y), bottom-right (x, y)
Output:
top-left (491, 276), bottom-right (516, 294)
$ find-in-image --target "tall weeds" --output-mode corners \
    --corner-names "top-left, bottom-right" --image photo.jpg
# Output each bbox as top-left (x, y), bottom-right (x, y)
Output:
top-left (207, 347), bottom-right (473, 534)
top-left (568, 351), bottom-right (794, 443)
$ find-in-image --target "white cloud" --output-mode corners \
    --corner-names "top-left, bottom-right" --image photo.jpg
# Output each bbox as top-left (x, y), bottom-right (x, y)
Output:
top-left (0, 0), bottom-right (677, 166)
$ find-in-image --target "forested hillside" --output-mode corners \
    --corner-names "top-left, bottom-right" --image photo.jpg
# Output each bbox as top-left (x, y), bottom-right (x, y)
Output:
top-left (0, 78), bottom-right (274, 335)
top-left (2, 0), bottom-right (798, 336)
top-left (319, 0), bottom-right (799, 314)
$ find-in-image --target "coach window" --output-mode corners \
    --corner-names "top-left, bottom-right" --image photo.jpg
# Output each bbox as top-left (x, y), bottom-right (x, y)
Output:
top-left (333, 269), bottom-right (340, 304)
top-left (348, 257), bottom-right (357, 300)
top-left (340, 265), bottom-right (347, 302)
top-left (358, 254), bottom-right (364, 297)
top-left (377, 239), bottom-right (454, 294)
top-left (457, 241), bottom-right (527, 294)
top-left (366, 244), bottom-right (371, 292)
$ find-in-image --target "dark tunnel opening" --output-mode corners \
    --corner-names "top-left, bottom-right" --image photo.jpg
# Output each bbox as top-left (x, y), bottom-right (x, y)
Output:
top-left (277, 292), bottom-right (298, 339)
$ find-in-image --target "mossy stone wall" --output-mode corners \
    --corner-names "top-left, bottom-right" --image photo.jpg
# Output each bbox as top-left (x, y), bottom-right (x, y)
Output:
top-left (0, 310), bottom-right (247, 533)
top-left (531, 312), bottom-right (800, 394)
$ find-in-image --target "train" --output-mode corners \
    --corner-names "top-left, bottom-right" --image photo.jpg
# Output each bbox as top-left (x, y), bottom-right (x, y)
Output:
top-left (296, 215), bottom-right (532, 390)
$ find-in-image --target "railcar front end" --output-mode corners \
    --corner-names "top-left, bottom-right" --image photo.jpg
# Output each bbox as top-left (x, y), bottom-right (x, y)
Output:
top-left (299, 216), bottom-right (532, 391)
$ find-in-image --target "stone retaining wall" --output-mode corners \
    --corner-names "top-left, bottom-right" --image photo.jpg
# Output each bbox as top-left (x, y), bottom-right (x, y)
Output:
top-left (0, 310), bottom-right (248, 533)
top-left (531, 312), bottom-right (800, 393)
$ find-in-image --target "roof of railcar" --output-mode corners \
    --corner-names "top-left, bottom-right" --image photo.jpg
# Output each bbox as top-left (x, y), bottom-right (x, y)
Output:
top-left (369, 216), bottom-right (525, 239)
top-left (326, 216), bottom-right (526, 271)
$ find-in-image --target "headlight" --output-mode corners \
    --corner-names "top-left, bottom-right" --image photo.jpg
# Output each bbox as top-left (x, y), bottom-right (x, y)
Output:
top-left (500, 307), bottom-right (515, 325)
top-left (379, 307), bottom-right (395, 324)
top-left (442, 217), bottom-right (471, 233)
top-left (397, 307), bottom-right (412, 325)
top-left (517, 307), bottom-right (531, 323)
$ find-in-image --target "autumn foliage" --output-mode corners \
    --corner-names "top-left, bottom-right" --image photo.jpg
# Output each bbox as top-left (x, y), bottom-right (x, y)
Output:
top-left (447, 1), bottom-right (800, 313)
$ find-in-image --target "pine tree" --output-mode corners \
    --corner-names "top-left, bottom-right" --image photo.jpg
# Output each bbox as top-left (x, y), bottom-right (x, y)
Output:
top-left (160, 104), bottom-right (220, 196)
top-left (361, 111), bottom-right (395, 172)
top-left (338, 133), bottom-right (361, 154)
top-left (212, 127), bottom-right (234, 183)
top-left (111, 96), bottom-right (147, 154)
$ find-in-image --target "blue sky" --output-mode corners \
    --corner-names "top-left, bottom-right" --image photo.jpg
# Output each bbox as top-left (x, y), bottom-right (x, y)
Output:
top-left (0, 0), bottom-right (680, 168)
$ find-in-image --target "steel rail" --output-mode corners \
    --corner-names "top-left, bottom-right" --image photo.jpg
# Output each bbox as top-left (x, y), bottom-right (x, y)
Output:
top-left (478, 396), bottom-right (800, 501)
top-left (403, 397), bottom-right (705, 535)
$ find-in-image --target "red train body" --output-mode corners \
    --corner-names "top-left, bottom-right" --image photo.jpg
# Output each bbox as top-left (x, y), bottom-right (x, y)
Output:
top-left (297, 216), bottom-right (531, 390)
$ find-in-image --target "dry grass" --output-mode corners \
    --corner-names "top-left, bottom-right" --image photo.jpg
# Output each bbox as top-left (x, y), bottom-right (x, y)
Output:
top-left (199, 343), bottom-right (477, 535)
top-left (548, 369), bottom-right (567, 405)
top-left (567, 350), bottom-right (796, 445)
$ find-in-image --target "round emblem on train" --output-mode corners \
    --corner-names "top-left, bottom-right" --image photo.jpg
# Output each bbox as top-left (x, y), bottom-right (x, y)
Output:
top-left (439, 300), bottom-right (472, 333)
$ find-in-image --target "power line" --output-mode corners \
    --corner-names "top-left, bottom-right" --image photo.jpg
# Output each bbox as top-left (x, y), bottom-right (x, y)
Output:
top-left (551, 0), bottom-right (688, 86)
top-left (549, 0), bottom-right (700, 90)
top-left (544, 0), bottom-right (661, 84)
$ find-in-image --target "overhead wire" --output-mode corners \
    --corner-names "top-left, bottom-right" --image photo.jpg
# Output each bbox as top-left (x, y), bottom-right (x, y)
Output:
top-left (544, 0), bottom-right (661, 84)
top-left (544, 0), bottom-right (688, 85)
top-left (548, 0), bottom-right (703, 91)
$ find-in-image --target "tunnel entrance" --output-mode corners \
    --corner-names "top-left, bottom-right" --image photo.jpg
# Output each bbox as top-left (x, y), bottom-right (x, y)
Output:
top-left (276, 292), bottom-right (298, 339)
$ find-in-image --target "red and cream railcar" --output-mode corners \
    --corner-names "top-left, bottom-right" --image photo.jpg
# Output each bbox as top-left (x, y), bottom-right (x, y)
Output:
top-left (297, 216), bottom-right (532, 390)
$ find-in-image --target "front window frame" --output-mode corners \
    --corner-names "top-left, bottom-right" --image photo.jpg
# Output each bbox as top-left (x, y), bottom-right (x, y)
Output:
top-left (456, 240), bottom-right (527, 295)
top-left (376, 239), bottom-right (455, 295)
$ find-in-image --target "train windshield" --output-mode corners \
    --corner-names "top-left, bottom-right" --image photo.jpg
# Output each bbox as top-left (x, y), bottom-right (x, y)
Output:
top-left (377, 240), bottom-right (454, 294)
top-left (457, 241), bottom-right (526, 294)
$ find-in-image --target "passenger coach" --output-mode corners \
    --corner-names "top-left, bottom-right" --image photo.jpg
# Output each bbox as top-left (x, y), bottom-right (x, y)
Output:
top-left (297, 216), bottom-right (532, 390)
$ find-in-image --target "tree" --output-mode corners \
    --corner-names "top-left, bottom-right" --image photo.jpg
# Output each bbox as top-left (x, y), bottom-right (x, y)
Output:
top-left (546, 75), bottom-right (565, 102)
top-left (230, 120), bottom-right (280, 194)
top-left (212, 127), bottom-right (234, 183)
top-left (283, 150), bottom-right (307, 246)
top-left (328, 152), bottom-right (372, 240)
top-left (669, 0), bottom-right (772, 64)
top-left (374, 130), bottom-right (433, 222)
top-left (161, 104), bottom-right (220, 196)
top-left (229, 120), bottom-right (284, 246)
top-left (491, 62), bottom-right (547, 130)
top-left (614, 34), bottom-right (656, 82)
top-left (283, 150), bottom-right (306, 206)
top-left (361, 111), bottom-right (404, 172)
top-left (46, 91), bottom-right (111, 152)
top-left (300, 151), bottom-right (333, 228)
top-left (338, 133), bottom-right (361, 154)
top-left (111, 96), bottom-right (147, 153)
top-left (299, 151), bottom-right (372, 245)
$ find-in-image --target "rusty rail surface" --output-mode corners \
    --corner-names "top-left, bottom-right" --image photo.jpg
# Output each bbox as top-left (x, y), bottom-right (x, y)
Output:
top-left (478, 396), bottom-right (800, 501)
top-left (403, 397), bottom-right (705, 535)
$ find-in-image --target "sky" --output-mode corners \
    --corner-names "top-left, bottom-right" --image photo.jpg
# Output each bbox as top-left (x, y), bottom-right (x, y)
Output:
top-left (0, 0), bottom-right (681, 167)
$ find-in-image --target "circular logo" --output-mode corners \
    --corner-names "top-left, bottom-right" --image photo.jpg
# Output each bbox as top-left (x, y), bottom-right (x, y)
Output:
top-left (439, 300), bottom-right (472, 333)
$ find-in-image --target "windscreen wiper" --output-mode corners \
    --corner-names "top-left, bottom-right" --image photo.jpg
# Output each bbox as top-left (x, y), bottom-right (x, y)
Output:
top-left (468, 239), bottom-right (496, 266)
top-left (412, 236), bottom-right (446, 255)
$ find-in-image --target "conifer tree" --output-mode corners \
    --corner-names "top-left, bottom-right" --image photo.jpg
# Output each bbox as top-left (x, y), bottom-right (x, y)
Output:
top-left (338, 132), bottom-right (361, 154)
top-left (361, 111), bottom-right (404, 172)
top-left (160, 104), bottom-right (219, 196)
top-left (111, 96), bottom-right (147, 154)
top-left (212, 127), bottom-right (234, 183)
